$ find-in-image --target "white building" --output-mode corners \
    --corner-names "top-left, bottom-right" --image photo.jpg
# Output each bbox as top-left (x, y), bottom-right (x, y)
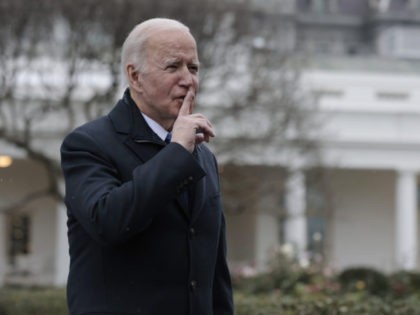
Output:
top-left (1, 0), bottom-right (420, 286)
top-left (225, 67), bottom-right (420, 274)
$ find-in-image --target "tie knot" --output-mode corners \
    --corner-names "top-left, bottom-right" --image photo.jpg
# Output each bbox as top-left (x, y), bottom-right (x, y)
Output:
top-left (164, 132), bottom-right (172, 144)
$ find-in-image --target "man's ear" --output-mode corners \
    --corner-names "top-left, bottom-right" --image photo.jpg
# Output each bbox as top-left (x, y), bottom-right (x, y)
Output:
top-left (127, 64), bottom-right (142, 93)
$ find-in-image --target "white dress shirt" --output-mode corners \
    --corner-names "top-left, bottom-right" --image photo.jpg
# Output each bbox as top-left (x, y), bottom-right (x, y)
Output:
top-left (141, 112), bottom-right (171, 142)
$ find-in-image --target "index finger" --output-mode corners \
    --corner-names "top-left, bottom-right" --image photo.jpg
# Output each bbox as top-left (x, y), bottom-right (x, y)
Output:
top-left (178, 89), bottom-right (195, 116)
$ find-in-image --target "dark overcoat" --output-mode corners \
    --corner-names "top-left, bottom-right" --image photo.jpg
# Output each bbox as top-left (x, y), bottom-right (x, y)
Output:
top-left (60, 90), bottom-right (234, 315)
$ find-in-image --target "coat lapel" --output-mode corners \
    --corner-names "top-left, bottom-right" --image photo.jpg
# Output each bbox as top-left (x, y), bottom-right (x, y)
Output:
top-left (109, 89), bottom-right (165, 163)
top-left (124, 138), bottom-right (162, 164)
top-left (190, 147), bottom-right (207, 223)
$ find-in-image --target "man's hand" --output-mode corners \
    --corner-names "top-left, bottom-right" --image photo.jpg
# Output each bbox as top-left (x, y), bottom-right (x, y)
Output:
top-left (171, 89), bottom-right (215, 153)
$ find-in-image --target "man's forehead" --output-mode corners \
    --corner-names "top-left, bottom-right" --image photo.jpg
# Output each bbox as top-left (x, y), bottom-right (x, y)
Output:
top-left (147, 31), bottom-right (198, 60)
top-left (148, 28), bottom-right (196, 47)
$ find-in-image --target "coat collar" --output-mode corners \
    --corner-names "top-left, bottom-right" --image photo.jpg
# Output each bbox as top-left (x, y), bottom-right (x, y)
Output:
top-left (108, 89), bottom-right (166, 164)
top-left (109, 88), bottom-right (164, 144)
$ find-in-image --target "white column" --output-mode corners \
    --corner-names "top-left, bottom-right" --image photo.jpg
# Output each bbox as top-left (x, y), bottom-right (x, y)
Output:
top-left (395, 169), bottom-right (418, 270)
top-left (0, 212), bottom-right (7, 286)
top-left (378, 0), bottom-right (391, 12)
top-left (54, 203), bottom-right (69, 286)
top-left (255, 213), bottom-right (279, 271)
top-left (284, 169), bottom-right (307, 257)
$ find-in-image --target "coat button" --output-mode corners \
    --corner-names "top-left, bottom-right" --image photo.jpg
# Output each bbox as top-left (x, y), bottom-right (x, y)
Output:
top-left (189, 227), bottom-right (195, 236)
top-left (190, 280), bottom-right (197, 291)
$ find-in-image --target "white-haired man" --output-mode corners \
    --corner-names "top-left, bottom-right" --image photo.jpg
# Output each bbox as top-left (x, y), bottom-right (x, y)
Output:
top-left (61, 18), bottom-right (234, 315)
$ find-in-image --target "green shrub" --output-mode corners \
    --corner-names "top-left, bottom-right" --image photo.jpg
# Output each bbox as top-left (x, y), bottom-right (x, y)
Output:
top-left (0, 286), bottom-right (67, 315)
top-left (234, 292), bottom-right (420, 315)
top-left (232, 252), bottom-right (420, 314)
top-left (233, 266), bottom-right (316, 295)
top-left (233, 248), bottom-right (321, 295)
top-left (2, 274), bottom-right (420, 315)
top-left (338, 267), bottom-right (390, 296)
top-left (390, 271), bottom-right (420, 297)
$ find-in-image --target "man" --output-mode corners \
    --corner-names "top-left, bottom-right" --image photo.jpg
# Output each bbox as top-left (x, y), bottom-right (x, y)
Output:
top-left (60, 18), bottom-right (234, 315)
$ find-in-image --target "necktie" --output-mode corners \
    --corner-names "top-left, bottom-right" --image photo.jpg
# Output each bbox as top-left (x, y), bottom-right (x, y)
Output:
top-left (164, 132), bottom-right (171, 144)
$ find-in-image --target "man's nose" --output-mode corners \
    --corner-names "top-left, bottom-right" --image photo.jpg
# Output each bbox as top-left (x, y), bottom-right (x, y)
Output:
top-left (179, 66), bottom-right (195, 87)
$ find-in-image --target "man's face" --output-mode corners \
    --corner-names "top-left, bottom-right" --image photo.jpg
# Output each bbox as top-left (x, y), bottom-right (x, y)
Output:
top-left (135, 29), bottom-right (199, 129)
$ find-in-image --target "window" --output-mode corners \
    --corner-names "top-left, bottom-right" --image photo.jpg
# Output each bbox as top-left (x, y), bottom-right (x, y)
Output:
top-left (311, 0), bottom-right (337, 13)
top-left (376, 91), bottom-right (409, 101)
top-left (8, 214), bottom-right (31, 263)
top-left (313, 0), bottom-right (327, 13)
top-left (306, 172), bottom-right (330, 258)
top-left (377, 26), bottom-right (420, 59)
top-left (312, 89), bottom-right (344, 99)
top-left (307, 216), bottom-right (326, 256)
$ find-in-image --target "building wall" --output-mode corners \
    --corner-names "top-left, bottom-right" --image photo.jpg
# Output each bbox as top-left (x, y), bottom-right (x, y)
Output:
top-left (29, 199), bottom-right (57, 282)
top-left (0, 158), bottom-right (59, 285)
top-left (226, 212), bottom-right (257, 268)
top-left (329, 169), bottom-right (397, 272)
top-left (1, 0), bottom-right (420, 287)
top-left (0, 159), bottom-right (49, 206)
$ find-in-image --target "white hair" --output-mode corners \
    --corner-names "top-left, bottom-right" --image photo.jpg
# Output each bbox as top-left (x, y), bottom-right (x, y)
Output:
top-left (121, 18), bottom-right (191, 80)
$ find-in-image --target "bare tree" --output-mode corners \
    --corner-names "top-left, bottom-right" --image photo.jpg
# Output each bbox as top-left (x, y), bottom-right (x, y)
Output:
top-left (0, 0), bottom-right (323, 218)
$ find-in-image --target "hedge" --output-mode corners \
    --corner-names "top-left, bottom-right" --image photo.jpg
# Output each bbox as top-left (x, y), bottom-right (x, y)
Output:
top-left (2, 287), bottom-right (420, 315)
top-left (0, 287), bottom-right (66, 315)
top-left (2, 269), bottom-right (420, 315)
top-left (235, 292), bottom-right (420, 315)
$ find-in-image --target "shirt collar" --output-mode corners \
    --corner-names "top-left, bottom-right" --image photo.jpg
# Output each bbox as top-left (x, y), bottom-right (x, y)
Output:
top-left (140, 112), bottom-right (170, 142)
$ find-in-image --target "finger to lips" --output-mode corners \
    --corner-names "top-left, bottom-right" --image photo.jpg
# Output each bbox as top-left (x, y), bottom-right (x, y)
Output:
top-left (178, 89), bottom-right (195, 116)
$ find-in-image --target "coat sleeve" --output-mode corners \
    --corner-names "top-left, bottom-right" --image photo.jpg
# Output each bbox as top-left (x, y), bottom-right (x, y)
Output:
top-left (210, 153), bottom-right (234, 314)
top-left (60, 127), bottom-right (205, 246)
top-left (212, 213), bottom-right (234, 315)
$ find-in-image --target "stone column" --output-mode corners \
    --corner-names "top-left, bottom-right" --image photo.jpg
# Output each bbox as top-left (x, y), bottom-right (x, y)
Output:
top-left (0, 212), bottom-right (7, 286)
top-left (255, 212), bottom-right (280, 271)
top-left (284, 169), bottom-right (307, 257)
top-left (395, 169), bottom-right (418, 270)
top-left (54, 203), bottom-right (69, 286)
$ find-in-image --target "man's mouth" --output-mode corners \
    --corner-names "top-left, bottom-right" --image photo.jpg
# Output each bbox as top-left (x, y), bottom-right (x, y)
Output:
top-left (174, 96), bottom-right (186, 104)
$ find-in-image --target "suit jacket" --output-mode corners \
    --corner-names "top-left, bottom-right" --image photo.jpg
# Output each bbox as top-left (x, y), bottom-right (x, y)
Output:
top-left (60, 89), bottom-right (234, 315)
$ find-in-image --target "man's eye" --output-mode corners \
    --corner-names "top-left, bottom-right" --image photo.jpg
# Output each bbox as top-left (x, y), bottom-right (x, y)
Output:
top-left (189, 66), bottom-right (199, 74)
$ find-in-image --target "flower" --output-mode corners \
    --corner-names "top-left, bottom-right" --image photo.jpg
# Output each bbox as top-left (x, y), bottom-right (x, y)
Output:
top-left (356, 280), bottom-right (365, 290)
